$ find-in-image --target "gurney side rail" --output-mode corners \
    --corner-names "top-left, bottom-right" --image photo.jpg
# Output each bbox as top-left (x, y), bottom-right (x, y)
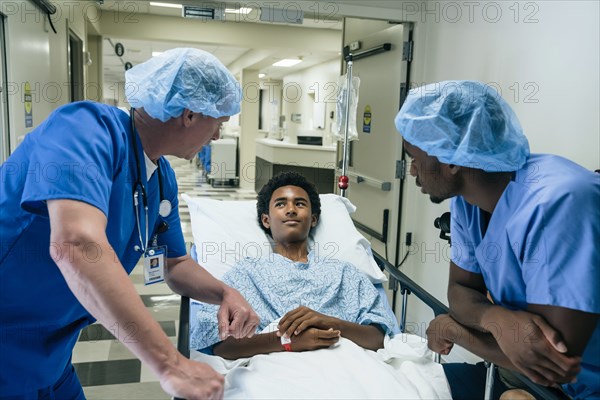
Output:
top-left (372, 250), bottom-right (568, 400)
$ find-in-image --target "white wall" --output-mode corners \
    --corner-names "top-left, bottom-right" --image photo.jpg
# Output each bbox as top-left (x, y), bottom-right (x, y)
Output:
top-left (259, 79), bottom-right (283, 137)
top-left (4, 1), bottom-right (57, 149)
top-left (2, 0), bottom-right (93, 151)
top-left (281, 59), bottom-right (339, 143)
top-left (239, 69), bottom-right (260, 190)
top-left (86, 34), bottom-right (103, 102)
top-left (102, 80), bottom-right (128, 107)
top-left (412, 0), bottom-right (599, 168)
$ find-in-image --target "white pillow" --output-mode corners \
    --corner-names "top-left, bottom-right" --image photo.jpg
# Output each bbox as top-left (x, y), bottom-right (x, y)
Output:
top-left (181, 193), bottom-right (387, 283)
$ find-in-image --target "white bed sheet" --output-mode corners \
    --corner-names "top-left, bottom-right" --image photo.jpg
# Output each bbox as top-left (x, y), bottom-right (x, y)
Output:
top-left (190, 321), bottom-right (451, 399)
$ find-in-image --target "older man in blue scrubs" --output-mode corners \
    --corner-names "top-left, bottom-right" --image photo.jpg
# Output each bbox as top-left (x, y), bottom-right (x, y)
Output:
top-left (0, 48), bottom-right (259, 399)
top-left (395, 81), bottom-right (599, 399)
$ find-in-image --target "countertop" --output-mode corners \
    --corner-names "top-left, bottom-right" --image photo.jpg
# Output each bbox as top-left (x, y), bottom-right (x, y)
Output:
top-left (255, 138), bottom-right (337, 168)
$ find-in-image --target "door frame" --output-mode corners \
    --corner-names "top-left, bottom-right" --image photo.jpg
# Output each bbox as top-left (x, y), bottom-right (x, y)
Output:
top-left (0, 12), bottom-right (10, 162)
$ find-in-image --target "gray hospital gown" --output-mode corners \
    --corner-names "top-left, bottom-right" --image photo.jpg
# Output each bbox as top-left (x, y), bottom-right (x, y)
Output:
top-left (190, 251), bottom-right (397, 350)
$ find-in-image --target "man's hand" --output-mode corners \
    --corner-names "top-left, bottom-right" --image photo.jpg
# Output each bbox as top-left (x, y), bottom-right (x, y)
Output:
top-left (217, 287), bottom-right (260, 340)
top-left (277, 306), bottom-right (338, 338)
top-left (426, 314), bottom-right (458, 355)
top-left (484, 308), bottom-right (581, 386)
top-left (288, 327), bottom-right (341, 352)
top-left (277, 306), bottom-right (385, 351)
top-left (159, 355), bottom-right (224, 400)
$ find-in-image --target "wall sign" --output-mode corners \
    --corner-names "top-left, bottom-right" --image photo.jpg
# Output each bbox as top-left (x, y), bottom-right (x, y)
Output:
top-left (24, 81), bottom-right (33, 128)
top-left (362, 105), bottom-right (372, 133)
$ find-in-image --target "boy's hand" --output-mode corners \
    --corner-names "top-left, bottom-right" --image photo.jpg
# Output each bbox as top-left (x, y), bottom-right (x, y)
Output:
top-left (277, 306), bottom-right (338, 338)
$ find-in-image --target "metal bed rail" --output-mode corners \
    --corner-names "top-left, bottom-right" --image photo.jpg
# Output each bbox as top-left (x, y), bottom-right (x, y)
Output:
top-left (174, 296), bottom-right (190, 400)
top-left (372, 250), bottom-right (568, 400)
top-left (177, 295), bottom-right (191, 360)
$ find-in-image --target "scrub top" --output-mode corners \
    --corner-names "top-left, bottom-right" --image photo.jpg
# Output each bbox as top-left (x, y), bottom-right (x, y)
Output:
top-left (450, 153), bottom-right (600, 398)
top-left (0, 101), bottom-right (187, 395)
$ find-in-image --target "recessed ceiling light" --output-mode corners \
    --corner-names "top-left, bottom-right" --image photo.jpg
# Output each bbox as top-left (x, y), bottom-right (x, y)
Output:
top-left (225, 7), bottom-right (252, 14)
top-left (149, 2), bottom-right (182, 9)
top-left (272, 58), bottom-right (302, 67)
top-left (259, 73), bottom-right (266, 78)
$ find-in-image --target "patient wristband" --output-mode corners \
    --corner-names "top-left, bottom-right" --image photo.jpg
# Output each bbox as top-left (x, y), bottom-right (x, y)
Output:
top-left (280, 335), bottom-right (292, 352)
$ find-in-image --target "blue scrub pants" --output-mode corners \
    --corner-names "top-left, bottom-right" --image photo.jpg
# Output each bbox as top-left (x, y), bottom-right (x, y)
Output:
top-left (0, 362), bottom-right (85, 400)
top-left (443, 362), bottom-right (511, 400)
top-left (198, 145), bottom-right (211, 173)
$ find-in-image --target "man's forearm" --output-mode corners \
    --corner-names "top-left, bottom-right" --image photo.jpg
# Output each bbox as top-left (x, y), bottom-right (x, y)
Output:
top-left (213, 332), bottom-right (283, 359)
top-left (435, 317), bottom-right (517, 371)
top-left (447, 263), bottom-right (502, 332)
top-left (52, 239), bottom-right (180, 378)
top-left (332, 321), bottom-right (384, 351)
top-left (448, 282), bottom-right (498, 332)
top-left (165, 256), bottom-right (226, 304)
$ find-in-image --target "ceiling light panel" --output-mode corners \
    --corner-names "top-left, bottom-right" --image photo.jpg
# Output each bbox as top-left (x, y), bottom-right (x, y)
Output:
top-left (225, 7), bottom-right (252, 14)
top-left (149, 2), bottom-right (182, 9)
top-left (272, 59), bottom-right (302, 67)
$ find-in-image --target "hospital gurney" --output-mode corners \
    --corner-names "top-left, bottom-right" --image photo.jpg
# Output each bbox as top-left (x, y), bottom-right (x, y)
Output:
top-left (178, 195), bottom-right (559, 399)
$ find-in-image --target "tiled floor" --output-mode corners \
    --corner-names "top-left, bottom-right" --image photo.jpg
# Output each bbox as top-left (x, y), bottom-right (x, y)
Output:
top-left (72, 157), bottom-right (256, 399)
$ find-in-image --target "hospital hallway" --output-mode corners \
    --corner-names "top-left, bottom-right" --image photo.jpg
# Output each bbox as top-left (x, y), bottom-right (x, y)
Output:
top-left (71, 157), bottom-right (257, 399)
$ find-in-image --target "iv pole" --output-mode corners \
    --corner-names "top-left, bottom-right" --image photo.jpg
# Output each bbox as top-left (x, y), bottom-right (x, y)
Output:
top-left (337, 43), bottom-right (391, 197)
top-left (338, 51), bottom-right (353, 197)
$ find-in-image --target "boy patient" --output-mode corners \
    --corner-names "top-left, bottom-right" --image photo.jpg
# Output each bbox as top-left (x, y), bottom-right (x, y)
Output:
top-left (190, 171), bottom-right (396, 358)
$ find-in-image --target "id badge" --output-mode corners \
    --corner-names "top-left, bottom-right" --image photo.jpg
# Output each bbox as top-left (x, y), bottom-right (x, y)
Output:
top-left (143, 246), bottom-right (166, 285)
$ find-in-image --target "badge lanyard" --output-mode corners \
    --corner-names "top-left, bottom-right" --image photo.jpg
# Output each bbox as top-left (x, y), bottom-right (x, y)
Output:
top-left (130, 108), bottom-right (170, 284)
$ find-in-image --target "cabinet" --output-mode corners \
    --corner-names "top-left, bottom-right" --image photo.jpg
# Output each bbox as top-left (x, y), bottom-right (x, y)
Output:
top-left (254, 138), bottom-right (336, 194)
top-left (255, 157), bottom-right (335, 194)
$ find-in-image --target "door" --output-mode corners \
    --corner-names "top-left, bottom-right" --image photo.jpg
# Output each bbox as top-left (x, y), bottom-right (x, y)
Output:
top-left (68, 29), bottom-right (84, 102)
top-left (340, 19), bottom-right (412, 266)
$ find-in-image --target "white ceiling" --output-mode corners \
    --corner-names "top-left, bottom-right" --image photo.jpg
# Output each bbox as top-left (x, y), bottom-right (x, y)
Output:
top-left (99, 1), bottom-right (344, 84)
top-left (102, 38), bottom-right (251, 83)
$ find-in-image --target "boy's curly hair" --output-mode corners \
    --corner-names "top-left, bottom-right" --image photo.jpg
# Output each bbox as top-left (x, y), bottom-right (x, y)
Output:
top-left (256, 171), bottom-right (321, 236)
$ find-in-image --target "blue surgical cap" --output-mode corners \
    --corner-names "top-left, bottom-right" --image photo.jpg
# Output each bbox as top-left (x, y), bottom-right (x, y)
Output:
top-left (395, 80), bottom-right (530, 172)
top-left (125, 48), bottom-right (241, 122)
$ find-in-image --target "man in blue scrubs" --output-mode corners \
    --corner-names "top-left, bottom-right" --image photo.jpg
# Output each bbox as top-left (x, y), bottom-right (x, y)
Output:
top-left (395, 81), bottom-right (599, 399)
top-left (0, 48), bottom-right (259, 399)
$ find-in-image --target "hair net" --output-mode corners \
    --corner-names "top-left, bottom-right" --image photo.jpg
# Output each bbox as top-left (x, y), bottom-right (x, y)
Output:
top-left (395, 80), bottom-right (529, 172)
top-left (125, 48), bottom-right (241, 122)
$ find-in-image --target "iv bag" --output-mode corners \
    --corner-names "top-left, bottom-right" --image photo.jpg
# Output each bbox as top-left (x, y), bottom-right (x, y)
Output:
top-left (332, 74), bottom-right (360, 142)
